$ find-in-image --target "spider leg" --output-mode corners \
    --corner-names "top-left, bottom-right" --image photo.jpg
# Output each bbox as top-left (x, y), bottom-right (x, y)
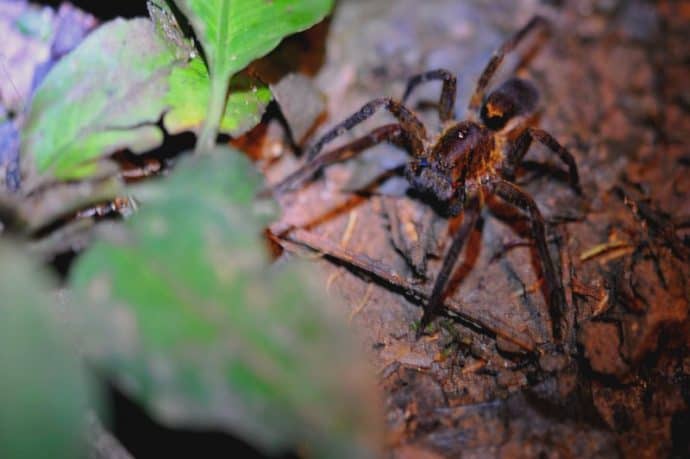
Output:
top-left (509, 128), bottom-right (582, 195)
top-left (305, 97), bottom-right (427, 161)
top-left (266, 123), bottom-right (409, 195)
top-left (401, 69), bottom-right (458, 122)
top-left (418, 197), bottom-right (481, 335)
top-left (491, 179), bottom-right (565, 341)
top-left (468, 16), bottom-right (548, 112)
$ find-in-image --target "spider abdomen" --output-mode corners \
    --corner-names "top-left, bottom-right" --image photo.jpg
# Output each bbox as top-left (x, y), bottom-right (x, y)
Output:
top-left (481, 77), bottom-right (539, 130)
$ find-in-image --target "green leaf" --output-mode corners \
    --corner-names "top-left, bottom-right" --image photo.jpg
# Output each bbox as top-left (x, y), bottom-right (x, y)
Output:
top-left (169, 0), bottom-right (334, 151)
top-left (173, 0), bottom-right (335, 78)
top-left (164, 57), bottom-right (272, 137)
top-left (69, 148), bottom-right (383, 457)
top-left (22, 18), bottom-right (177, 182)
top-left (0, 245), bottom-right (96, 459)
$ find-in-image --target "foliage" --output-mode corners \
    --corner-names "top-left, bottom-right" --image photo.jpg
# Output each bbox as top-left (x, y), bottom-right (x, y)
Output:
top-left (22, 18), bottom-right (173, 181)
top-left (170, 0), bottom-right (334, 151)
top-left (7, 1), bottom-right (384, 457)
top-left (69, 150), bottom-right (382, 456)
top-left (21, 0), bottom-right (333, 182)
top-left (0, 245), bottom-right (95, 459)
top-left (163, 57), bottom-right (272, 137)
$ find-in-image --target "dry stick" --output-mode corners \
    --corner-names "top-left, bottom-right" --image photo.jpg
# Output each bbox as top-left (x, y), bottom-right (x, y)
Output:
top-left (282, 229), bottom-right (537, 352)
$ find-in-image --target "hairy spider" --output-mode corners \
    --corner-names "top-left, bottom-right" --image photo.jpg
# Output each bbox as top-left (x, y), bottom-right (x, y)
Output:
top-left (267, 16), bottom-right (582, 341)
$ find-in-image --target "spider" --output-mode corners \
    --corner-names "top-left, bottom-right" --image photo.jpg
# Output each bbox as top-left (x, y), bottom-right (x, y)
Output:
top-left (267, 16), bottom-right (582, 342)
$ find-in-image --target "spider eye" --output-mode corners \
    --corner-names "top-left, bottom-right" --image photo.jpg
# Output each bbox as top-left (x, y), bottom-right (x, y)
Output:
top-left (419, 158), bottom-right (429, 168)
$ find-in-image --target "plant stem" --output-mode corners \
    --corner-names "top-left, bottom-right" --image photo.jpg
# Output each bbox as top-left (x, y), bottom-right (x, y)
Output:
top-left (195, 70), bottom-right (229, 153)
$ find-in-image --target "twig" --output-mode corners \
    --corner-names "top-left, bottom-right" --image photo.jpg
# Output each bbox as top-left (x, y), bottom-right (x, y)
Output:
top-left (280, 229), bottom-right (537, 352)
top-left (579, 240), bottom-right (633, 262)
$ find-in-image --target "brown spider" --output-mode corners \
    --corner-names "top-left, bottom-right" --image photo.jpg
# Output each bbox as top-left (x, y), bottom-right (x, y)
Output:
top-left (267, 16), bottom-right (582, 341)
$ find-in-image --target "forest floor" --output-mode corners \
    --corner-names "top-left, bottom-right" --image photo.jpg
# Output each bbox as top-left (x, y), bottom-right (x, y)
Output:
top-left (251, 0), bottom-right (690, 457)
top-left (2, 0), bottom-right (688, 457)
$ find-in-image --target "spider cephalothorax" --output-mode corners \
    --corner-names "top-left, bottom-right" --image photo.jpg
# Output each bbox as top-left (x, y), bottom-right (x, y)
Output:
top-left (406, 121), bottom-right (496, 209)
top-left (267, 16), bottom-right (582, 341)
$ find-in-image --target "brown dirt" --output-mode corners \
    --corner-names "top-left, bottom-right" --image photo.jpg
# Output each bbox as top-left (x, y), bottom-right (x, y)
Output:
top-left (249, 0), bottom-right (690, 457)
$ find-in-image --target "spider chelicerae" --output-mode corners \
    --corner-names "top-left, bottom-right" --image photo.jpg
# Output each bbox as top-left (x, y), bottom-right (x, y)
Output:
top-left (268, 16), bottom-right (582, 341)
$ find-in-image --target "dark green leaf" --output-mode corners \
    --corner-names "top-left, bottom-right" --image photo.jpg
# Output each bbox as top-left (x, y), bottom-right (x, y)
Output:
top-left (69, 148), bottom-right (383, 457)
top-left (0, 245), bottom-right (96, 459)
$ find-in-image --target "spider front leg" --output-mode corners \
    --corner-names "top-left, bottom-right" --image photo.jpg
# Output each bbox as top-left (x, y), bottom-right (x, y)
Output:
top-left (508, 128), bottom-right (582, 195)
top-left (419, 197), bottom-right (481, 335)
top-left (491, 179), bottom-right (566, 341)
top-left (305, 97), bottom-right (428, 161)
top-left (266, 123), bottom-right (410, 194)
top-left (402, 69), bottom-right (457, 123)
top-left (468, 16), bottom-right (549, 112)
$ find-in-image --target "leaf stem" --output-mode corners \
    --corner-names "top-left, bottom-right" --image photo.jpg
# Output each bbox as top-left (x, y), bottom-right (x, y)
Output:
top-left (195, 69), bottom-right (229, 153)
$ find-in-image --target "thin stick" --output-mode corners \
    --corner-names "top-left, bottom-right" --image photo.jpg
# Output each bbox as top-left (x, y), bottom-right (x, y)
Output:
top-left (281, 229), bottom-right (537, 352)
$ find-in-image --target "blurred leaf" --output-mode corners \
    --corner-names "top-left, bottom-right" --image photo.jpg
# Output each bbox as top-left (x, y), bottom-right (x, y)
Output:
top-left (0, 244), bottom-right (95, 459)
top-left (22, 18), bottom-right (175, 182)
top-left (69, 148), bottom-right (383, 457)
top-left (169, 0), bottom-right (334, 150)
top-left (15, 7), bottom-right (53, 41)
top-left (164, 57), bottom-right (272, 137)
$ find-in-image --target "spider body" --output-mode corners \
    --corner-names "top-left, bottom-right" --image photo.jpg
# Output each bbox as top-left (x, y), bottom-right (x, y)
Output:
top-left (269, 16), bottom-right (582, 342)
top-left (405, 77), bottom-right (543, 216)
top-left (407, 119), bottom-right (505, 213)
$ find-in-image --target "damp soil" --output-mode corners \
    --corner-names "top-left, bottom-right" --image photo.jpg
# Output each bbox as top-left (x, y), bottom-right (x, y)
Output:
top-left (248, 1), bottom-right (690, 457)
